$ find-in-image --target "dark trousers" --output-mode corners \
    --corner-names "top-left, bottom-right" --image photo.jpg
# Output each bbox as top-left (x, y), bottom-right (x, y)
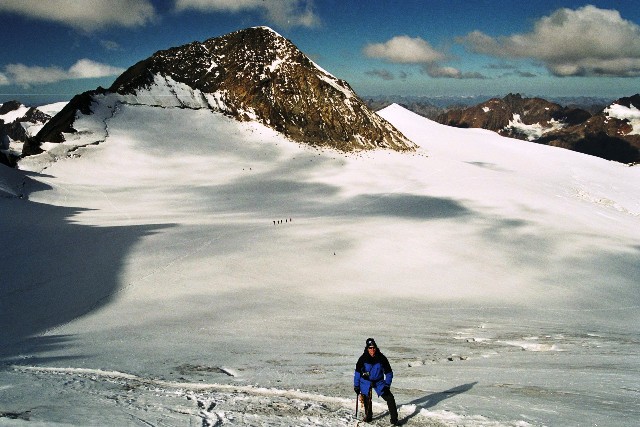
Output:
top-left (382, 391), bottom-right (398, 423)
top-left (363, 390), bottom-right (398, 423)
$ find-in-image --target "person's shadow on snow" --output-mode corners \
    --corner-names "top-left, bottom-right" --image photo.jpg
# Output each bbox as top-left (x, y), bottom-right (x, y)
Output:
top-left (383, 382), bottom-right (478, 425)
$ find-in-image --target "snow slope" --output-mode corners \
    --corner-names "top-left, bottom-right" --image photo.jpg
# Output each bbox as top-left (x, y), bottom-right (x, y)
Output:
top-left (1, 103), bottom-right (639, 426)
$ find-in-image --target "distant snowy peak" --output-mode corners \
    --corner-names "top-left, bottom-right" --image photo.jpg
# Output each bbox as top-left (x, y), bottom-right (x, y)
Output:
top-left (1, 100), bottom-right (53, 133)
top-left (34, 26), bottom-right (413, 153)
top-left (1, 100), bottom-right (60, 165)
top-left (604, 94), bottom-right (640, 136)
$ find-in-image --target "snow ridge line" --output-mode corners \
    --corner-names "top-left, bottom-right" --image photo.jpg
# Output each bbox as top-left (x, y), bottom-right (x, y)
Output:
top-left (13, 365), bottom-right (352, 406)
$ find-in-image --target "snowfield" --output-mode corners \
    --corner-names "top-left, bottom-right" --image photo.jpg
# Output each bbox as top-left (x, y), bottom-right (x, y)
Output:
top-left (1, 103), bottom-right (639, 426)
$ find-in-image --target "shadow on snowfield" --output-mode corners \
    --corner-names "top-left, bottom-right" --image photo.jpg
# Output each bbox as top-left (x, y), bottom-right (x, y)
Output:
top-left (0, 196), bottom-right (174, 363)
top-left (397, 382), bottom-right (478, 424)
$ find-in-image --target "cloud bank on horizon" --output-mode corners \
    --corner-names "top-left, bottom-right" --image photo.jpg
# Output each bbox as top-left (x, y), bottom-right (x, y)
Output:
top-left (0, 60), bottom-right (125, 88)
top-left (459, 5), bottom-right (640, 78)
top-left (363, 35), bottom-right (486, 80)
top-left (0, 1), bottom-right (639, 99)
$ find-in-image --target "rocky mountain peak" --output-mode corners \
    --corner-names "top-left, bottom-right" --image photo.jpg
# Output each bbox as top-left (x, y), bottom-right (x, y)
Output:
top-left (612, 94), bottom-right (640, 110)
top-left (33, 26), bottom-right (414, 154)
top-left (0, 100), bottom-right (22, 116)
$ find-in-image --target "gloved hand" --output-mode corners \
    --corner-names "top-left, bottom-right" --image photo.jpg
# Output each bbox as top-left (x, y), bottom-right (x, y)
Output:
top-left (354, 386), bottom-right (360, 394)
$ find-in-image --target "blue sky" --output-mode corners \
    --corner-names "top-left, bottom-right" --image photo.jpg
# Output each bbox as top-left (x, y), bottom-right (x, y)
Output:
top-left (1, 0), bottom-right (640, 105)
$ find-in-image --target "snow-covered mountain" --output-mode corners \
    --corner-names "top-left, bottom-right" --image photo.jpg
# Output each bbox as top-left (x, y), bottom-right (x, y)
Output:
top-left (28, 26), bottom-right (413, 157)
top-left (3, 96), bottom-right (640, 426)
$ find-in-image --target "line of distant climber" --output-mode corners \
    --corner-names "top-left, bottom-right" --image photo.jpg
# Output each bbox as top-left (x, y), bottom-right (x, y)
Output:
top-left (273, 218), bottom-right (292, 225)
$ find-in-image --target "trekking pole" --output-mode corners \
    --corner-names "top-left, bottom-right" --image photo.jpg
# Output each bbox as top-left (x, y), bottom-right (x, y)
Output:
top-left (355, 393), bottom-right (359, 419)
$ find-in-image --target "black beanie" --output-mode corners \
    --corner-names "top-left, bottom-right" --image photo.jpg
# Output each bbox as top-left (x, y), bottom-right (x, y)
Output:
top-left (366, 338), bottom-right (377, 348)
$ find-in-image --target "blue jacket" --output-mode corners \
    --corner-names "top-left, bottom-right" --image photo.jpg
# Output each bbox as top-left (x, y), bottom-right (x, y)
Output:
top-left (353, 349), bottom-right (393, 397)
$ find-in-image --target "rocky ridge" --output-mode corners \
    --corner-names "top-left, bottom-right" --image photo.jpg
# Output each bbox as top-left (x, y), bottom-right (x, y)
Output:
top-left (436, 93), bottom-right (591, 140)
top-left (29, 26), bottom-right (414, 155)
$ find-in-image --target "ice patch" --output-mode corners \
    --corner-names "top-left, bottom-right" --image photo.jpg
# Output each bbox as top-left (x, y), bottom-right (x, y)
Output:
top-left (317, 74), bottom-right (352, 99)
top-left (0, 105), bottom-right (29, 123)
top-left (502, 340), bottom-right (562, 352)
top-left (219, 367), bottom-right (239, 377)
top-left (604, 103), bottom-right (640, 135)
top-left (506, 114), bottom-right (564, 140)
top-left (267, 57), bottom-right (285, 73)
top-left (37, 101), bottom-right (68, 117)
top-left (575, 188), bottom-right (640, 216)
top-left (206, 60), bottom-right (218, 72)
top-left (417, 408), bottom-right (533, 426)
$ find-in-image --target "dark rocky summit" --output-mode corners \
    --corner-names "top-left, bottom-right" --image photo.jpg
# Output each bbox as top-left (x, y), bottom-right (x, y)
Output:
top-left (30, 26), bottom-right (414, 155)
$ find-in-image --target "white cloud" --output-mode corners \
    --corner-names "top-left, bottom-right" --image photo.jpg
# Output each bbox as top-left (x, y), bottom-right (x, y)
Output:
top-left (0, 0), bottom-right (156, 31)
top-left (1, 60), bottom-right (125, 87)
top-left (363, 36), bottom-right (486, 79)
top-left (365, 69), bottom-right (395, 81)
top-left (101, 40), bottom-right (121, 51)
top-left (4, 64), bottom-right (68, 86)
top-left (174, 0), bottom-right (320, 28)
top-left (363, 36), bottom-right (445, 64)
top-left (424, 65), bottom-right (486, 80)
top-left (69, 59), bottom-right (126, 79)
top-left (459, 5), bottom-right (640, 77)
top-left (424, 65), bottom-right (461, 78)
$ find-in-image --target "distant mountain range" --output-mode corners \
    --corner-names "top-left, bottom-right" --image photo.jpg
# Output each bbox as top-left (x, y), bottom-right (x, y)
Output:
top-left (364, 95), bottom-right (611, 119)
top-left (435, 93), bottom-right (640, 163)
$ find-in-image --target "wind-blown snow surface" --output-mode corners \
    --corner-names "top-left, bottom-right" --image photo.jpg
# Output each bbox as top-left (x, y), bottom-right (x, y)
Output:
top-left (1, 103), bottom-right (639, 426)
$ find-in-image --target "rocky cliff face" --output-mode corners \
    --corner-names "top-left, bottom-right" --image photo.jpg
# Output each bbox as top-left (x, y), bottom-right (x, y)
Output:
top-left (31, 26), bottom-right (413, 154)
